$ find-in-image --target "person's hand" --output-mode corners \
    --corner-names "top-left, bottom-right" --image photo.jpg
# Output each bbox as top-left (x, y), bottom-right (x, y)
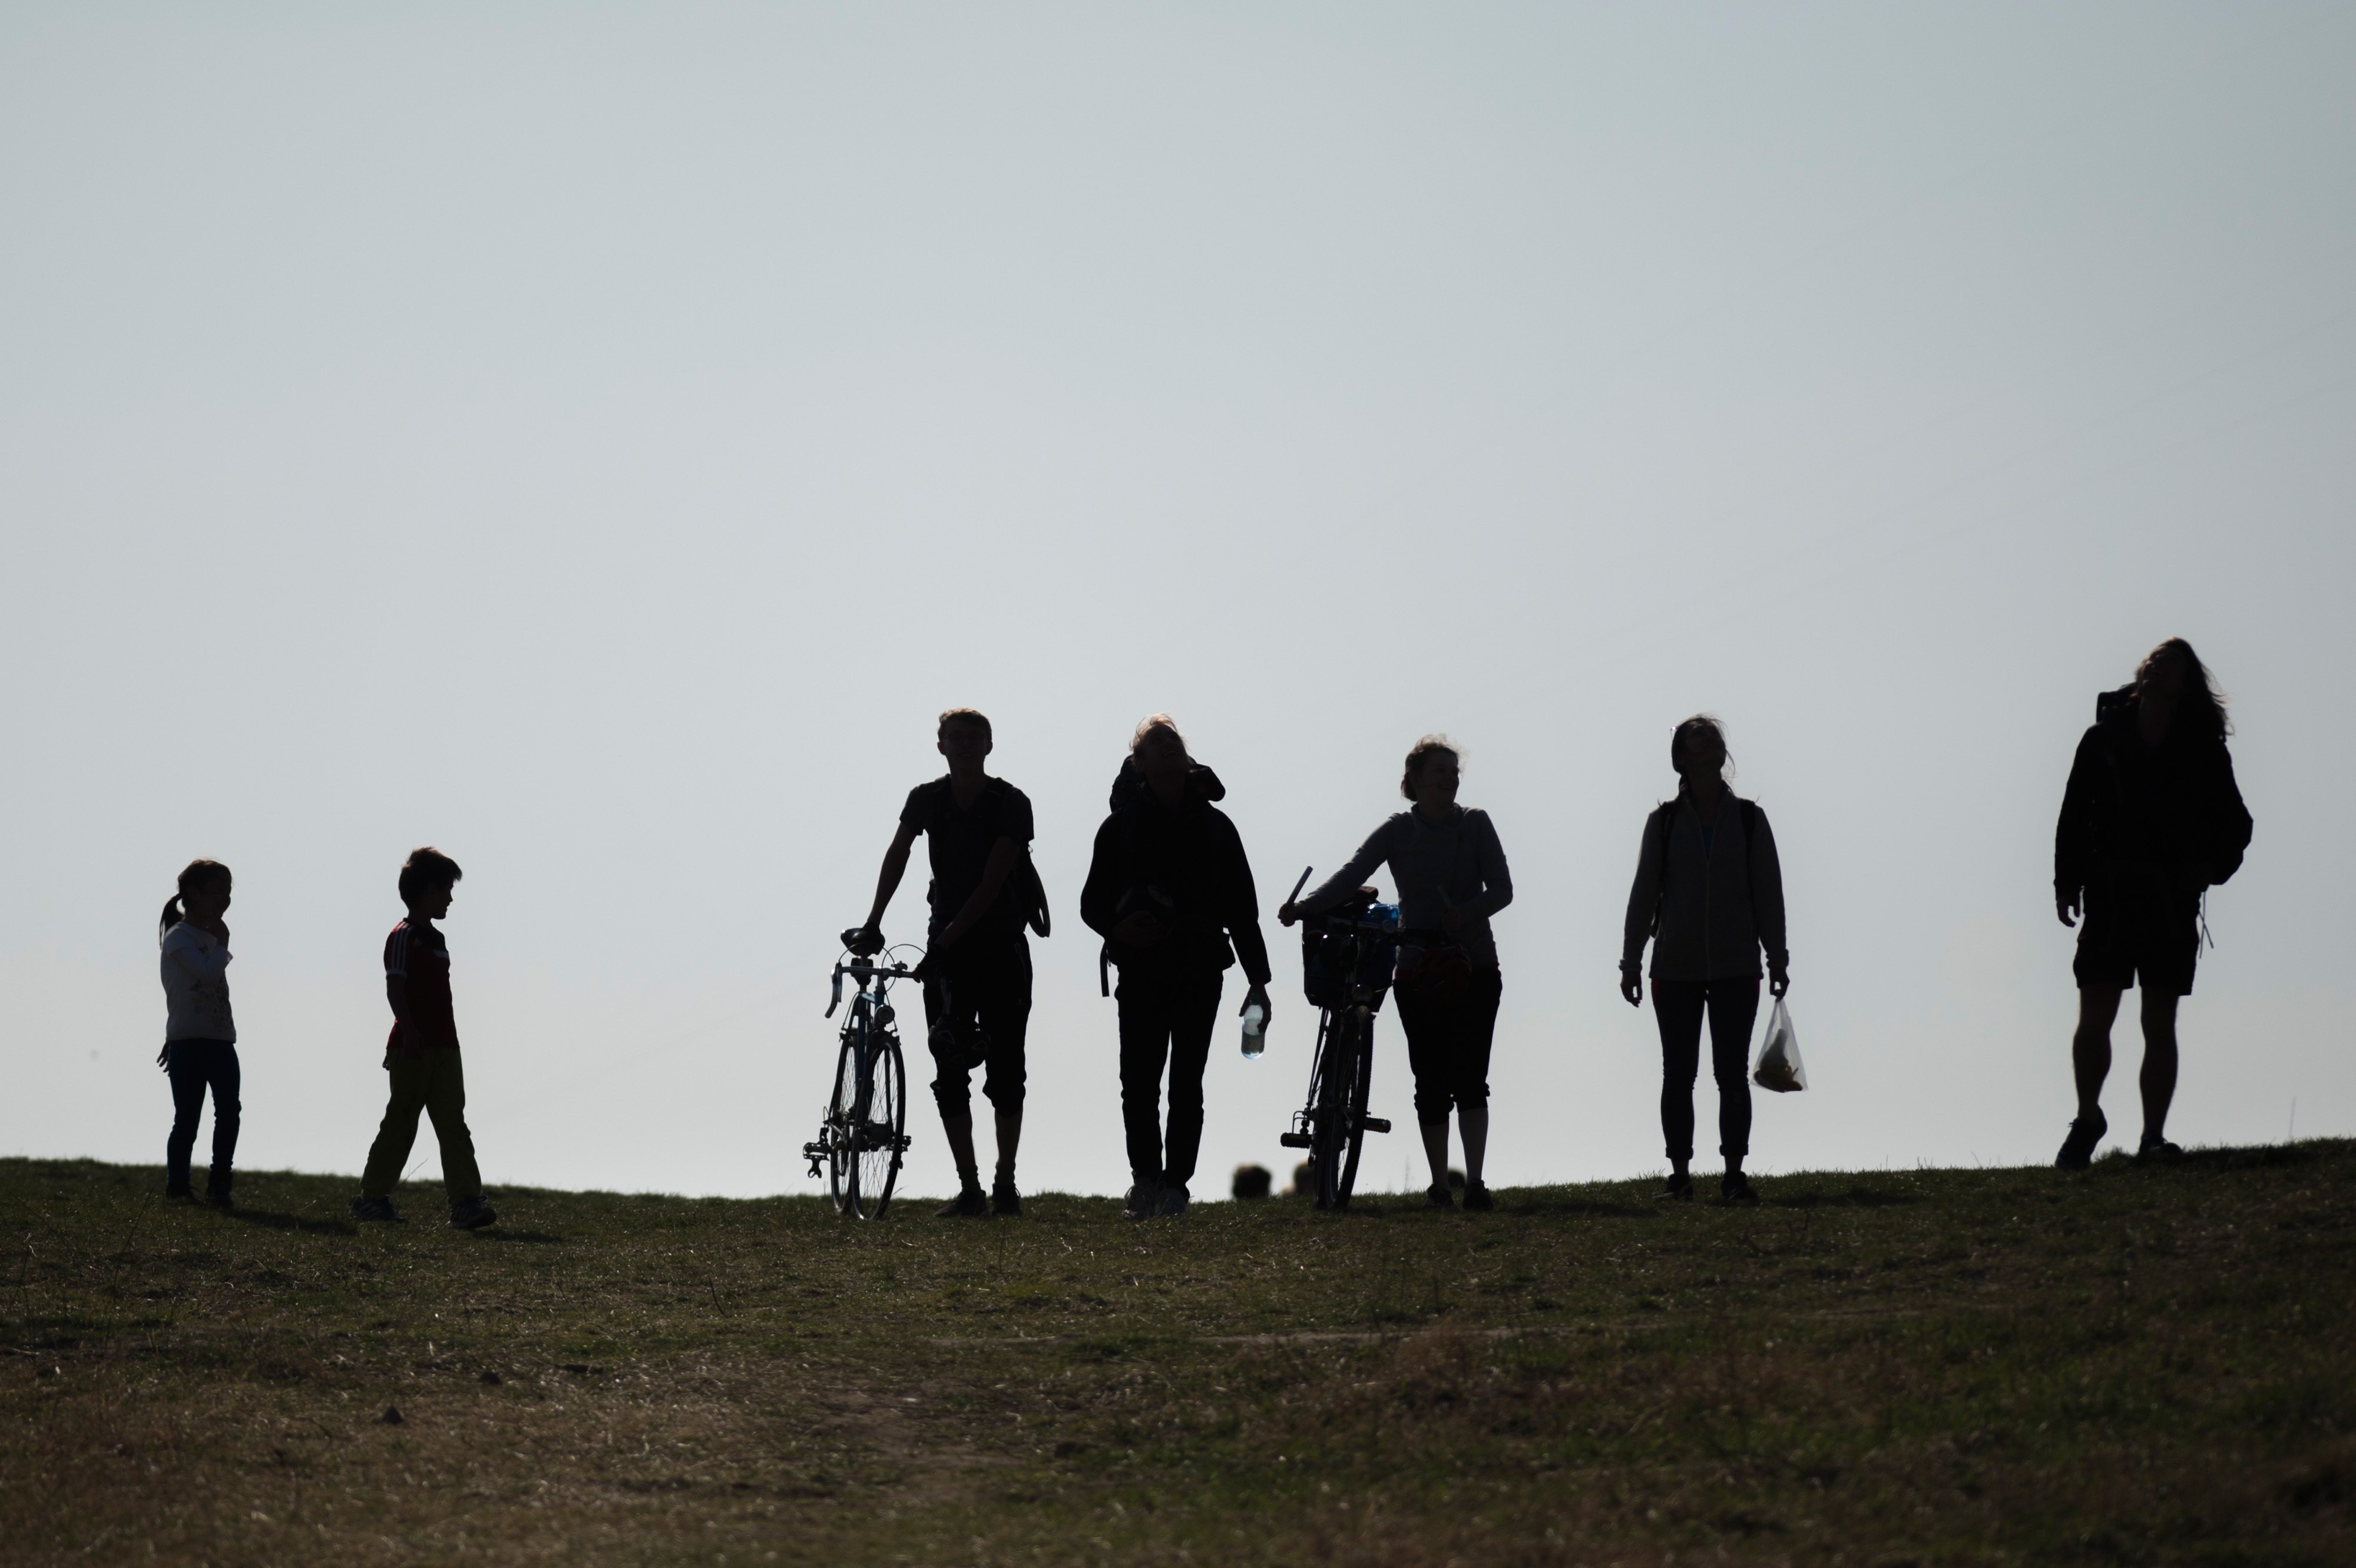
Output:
top-left (846, 924), bottom-right (884, 957)
top-left (935, 918), bottom-right (969, 951)
top-left (1277, 901), bottom-right (1301, 927)
top-left (1620, 968), bottom-right (1643, 1007)
top-left (1769, 964), bottom-right (1790, 999)
top-left (1111, 912), bottom-right (1166, 948)
top-left (155, 1044), bottom-right (170, 1070)
top-left (1440, 907), bottom-right (1464, 935)
top-left (1240, 981), bottom-right (1272, 1028)
top-left (2056, 892), bottom-right (2080, 928)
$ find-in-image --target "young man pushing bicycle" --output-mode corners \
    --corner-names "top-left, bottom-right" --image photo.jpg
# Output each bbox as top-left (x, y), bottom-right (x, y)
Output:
top-left (849, 709), bottom-right (1042, 1217)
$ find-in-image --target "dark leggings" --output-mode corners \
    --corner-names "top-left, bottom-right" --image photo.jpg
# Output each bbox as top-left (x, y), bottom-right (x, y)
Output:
top-left (1115, 964), bottom-right (1225, 1190)
top-left (165, 1038), bottom-right (240, 1189)
top-left (1653, 979), bottom-right (1758, 1163)
top-left (1391, 967), bottom-right (1504, 1123)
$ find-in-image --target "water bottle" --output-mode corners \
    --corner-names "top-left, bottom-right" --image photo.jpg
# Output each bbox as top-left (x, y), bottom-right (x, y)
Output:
top-left (1240, 1002), bottom-right (1266, 1059)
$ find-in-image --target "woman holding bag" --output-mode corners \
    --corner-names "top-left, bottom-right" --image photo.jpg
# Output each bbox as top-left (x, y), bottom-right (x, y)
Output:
top-left (1620, 716), bottom-right (1788, 1204)
top-left (1281, 736), bottom-right (1513, 1210)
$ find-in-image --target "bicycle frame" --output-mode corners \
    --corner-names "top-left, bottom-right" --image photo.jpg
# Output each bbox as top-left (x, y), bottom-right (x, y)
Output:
top-left (803, 952), bottom-right (918, 1185)
top-left (1279, 892), bottom-right (1397, 1202)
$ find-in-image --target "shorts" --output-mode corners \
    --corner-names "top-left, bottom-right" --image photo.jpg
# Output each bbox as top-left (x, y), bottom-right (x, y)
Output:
top-left (2073, 889), bottom-right (2200, 997)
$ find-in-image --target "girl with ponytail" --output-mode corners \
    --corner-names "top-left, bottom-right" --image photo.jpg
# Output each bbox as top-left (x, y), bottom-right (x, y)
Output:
top-left (157, 859), bottom-right (240, 1206)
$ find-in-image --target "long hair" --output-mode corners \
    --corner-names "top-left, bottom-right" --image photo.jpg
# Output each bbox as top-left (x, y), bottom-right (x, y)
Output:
top-left (1399, 734), bottom-right (1460, 800)
top-left (2139, 638), bottom-right (2231, 739)
top-left (158, 859), bottom-right (230, 945)
top-left (1669, 714), bottom-right (1733, 786)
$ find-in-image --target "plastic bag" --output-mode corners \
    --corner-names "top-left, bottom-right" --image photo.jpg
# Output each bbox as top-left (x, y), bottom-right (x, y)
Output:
top-left (1753, 997), bottom-right (1806, 1093)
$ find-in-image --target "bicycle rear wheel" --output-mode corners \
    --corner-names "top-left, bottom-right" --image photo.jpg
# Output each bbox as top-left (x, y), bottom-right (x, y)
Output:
top-left (1335, 1005), bottom-right (1375, 1206)
top-left (1312, 1008), bottom-right (1367, 1210)
top-left (846, 1032), bottom-right (906, 1220)
top-left (825, 1020), bottom-right (866, 1213)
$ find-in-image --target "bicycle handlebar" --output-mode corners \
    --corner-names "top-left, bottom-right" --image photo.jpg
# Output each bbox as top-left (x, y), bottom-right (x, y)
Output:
top-left (826, 954), bottom-right (919, 1018)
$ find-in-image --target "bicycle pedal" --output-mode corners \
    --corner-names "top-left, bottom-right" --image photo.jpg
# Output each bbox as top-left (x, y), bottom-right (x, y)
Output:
top-left (1279, 1132), bottom-right (1313, 1149)
top-left (1361, 1117), bottom-right (1392, 1134)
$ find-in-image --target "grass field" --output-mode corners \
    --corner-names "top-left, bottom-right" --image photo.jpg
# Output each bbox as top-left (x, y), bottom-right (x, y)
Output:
top-left (4, 1143), bottom-right (2352, 1566)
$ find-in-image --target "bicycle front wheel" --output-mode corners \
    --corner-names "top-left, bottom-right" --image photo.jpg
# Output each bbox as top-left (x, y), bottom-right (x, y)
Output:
top-left (846, 1033), bottom-right (906, 1220)
top-left (1335, 1004), bottom-right (1375, 1206)
top-left (825, 1019), bottom-right (864, 1214)
top-left (1312, 1008), bottom-right (1367, 1210)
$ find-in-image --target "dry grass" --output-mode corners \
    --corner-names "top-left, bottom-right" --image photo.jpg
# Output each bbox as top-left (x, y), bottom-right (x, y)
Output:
top-left (4, 1143), bottom-right (2352, 1565)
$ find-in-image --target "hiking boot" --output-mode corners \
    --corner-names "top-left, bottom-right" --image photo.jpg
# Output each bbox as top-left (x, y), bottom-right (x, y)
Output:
top-left (991, 1179), bottom-right (1023, 1217)
top-left (164, 1180), bottom-right (193, 1200)
top-left (1657, 1173), bottom-right (1695, 1203)
top-left (349, 1196), bottom-right (406, 1223)
top-left (1427, 1182), bottom-right (1456, 1210)
top-left (1721, 1173), bottom-right (1759, 1205)
top-left (449, 1198), bottom-right (499, 1230)
top-left (935, 1186), bottom-right (988, 1219)
top-left (202, 1170), bottom-right (233, 1210)
top-left (1121, 1183), bottom-right (1157, 1221)
top-left (2055, 1111), bottom-right (2107, 1171)
top-left (1462, 1179), bottom-right (1495, 1212)
top-left (1157, 1186), bottom-right (1189, 1218)
top-left (2136, 1134), bottom-right (2183, 1163)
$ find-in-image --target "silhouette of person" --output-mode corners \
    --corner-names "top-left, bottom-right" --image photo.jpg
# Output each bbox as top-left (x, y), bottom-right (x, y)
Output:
top-left (849, 709), bottom-right (1043, 1217)
top-left (156, 859), bottom-right (239, 1208)
top-left (1281, 735), bottom-right (1513, 1211)
top-left (1081, 714), bottom-right (1273, 1220)
top-left (1620, 716), bottom-right (1786, 1204)
top-left (2053, 639), bottom-right (2252, 1167)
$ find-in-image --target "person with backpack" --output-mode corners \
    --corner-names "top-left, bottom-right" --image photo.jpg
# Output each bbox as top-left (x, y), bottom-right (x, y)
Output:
top-left (1280, 735), bottom-right (1514, 1210)
top-left (2052, 639), bottom-right (2252, 1168)
top-left (1081, 714), bottom-right (1273, 1220)
top-left (157, 858), bottom-right (240, 1208)
top-left (1619, 716), bottom-right (1787, 1204)
top-left (849, 708), bottom-right (1048, 1218)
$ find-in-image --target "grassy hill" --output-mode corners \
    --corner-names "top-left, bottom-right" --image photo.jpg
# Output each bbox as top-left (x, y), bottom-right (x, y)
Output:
top-left (4, 1144), bottom-right (2351, 1566)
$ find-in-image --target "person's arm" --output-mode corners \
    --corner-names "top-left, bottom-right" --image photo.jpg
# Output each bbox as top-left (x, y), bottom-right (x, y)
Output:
top-left (2054, 730), bottom-right (2100, 925)
top-left (1216, 817), bottom-right (1275, 1021)
top-left (853, 821), bottom-right (922, 951)
top-left (1443, 812), bottom-right (1514, 931)
top-left (1079, 817), bottom-right (1124, 939)
top-left (2202, 746), bottom-right (2254, 886)
top-left (937, 835), bottom-right (1021, 949)
top-left (1750, 809), bottom-right (1789, 997)
top-left (1282, 821), bottom-right (1397, 922)
top-left (1620, 811), bottom-right (1666, 1005)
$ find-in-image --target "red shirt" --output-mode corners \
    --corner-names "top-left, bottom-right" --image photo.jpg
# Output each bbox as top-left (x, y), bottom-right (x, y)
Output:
top-left (384, 919), bottom-right (460, 1053)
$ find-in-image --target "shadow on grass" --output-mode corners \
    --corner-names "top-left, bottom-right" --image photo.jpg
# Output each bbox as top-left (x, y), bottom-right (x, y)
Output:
top-left (219, 1208), bottom-right (358, 1237)
top-left (1767, 1187), bottom-right (1926, 1210)
top-left (472, 1230), bottom-right (566, 1246)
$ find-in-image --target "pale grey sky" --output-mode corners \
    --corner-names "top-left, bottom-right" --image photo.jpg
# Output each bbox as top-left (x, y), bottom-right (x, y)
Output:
top-left (5, 3), bottom-right (2351, 1199)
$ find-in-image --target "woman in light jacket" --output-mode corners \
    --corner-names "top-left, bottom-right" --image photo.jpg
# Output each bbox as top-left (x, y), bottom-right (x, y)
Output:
top-left (1620, 716), bottom-right (1787, 1203)
top-left (1282, 735), bottom-right (1512, 1210)
top-left (157, 858), bottom-right (240, 1208)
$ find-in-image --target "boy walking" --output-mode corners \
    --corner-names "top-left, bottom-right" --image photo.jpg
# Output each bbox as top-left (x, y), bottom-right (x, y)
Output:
top-left (351, 847), bottom-right (498, 1229)
top-left (849, 709), bottom-right (1042, 1218)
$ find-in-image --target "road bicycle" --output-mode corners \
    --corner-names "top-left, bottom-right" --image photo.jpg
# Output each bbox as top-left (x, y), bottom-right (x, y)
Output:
top-left (1278, 876), bottom-right (1398, 1210)
top-left (802, 929), bottom-right (918, 1219)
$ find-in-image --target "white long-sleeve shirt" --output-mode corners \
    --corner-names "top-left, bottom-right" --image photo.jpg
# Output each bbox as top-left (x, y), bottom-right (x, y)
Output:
top-left (160, 922), bottom-right (236, 1043)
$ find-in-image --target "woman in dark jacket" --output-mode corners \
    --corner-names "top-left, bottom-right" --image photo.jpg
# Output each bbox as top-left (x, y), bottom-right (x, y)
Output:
top-left (1081, 715), bottom-right (1273, 1221)
top-left (1620, 716), bottom-right (1787, 1204)
top-left (2051, 638), bottom-right (2252, 1168)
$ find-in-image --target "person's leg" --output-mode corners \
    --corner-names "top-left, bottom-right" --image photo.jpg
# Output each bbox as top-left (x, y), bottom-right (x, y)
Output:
top-left (1456, 971), bottom-right (1503, 1186)
top-left (976, 937), bottom-right (1033, 1187)
top-left (1653, 981), bottom-right (1706, 1177)
top-left (1157, 970), bottom-right (1223, 1192)
top-left (2138, 989), bottom-right (2181, 1144)
top-left (421, 1051), bottom-right (482, 1205)
top-left (2072, 987), bottom-right (2124, 1119)
top-left (1394, 981), bottom-right (1455, 1187)
top-left (204, 1044), bottom-right (241, 1199)
top-left (1706, 981), bottom-right (1761, 1175)
top-left (924, 962), bottom-right (982, 1189)
top-left (360, 1055), bottom-right (433, 1197)
top-left (164, 1043), bottom-right (206, 1192)
top-left (1116, 971), bottom-right (1176, 1189)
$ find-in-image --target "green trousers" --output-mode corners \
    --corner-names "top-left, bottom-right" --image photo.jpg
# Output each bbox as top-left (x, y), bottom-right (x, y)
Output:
top-left (360, 1048), bottom-right (482, 1203)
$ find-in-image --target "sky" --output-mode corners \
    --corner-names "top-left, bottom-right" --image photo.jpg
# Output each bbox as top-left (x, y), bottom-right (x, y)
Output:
top-left (4, 2), bottom-right (2351, 1202)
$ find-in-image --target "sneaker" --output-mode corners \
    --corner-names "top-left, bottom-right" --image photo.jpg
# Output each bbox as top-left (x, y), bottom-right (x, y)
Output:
top-left (349, 1196), bottom-right (406, 1223)
top-left (164, 1181), bottom-right (193, 1200)
top-left (449, 1198), bottom-right (499, 1230)
top-left (1157, 1186), bottom-right (1189, 1218)
top-left (201, 1188), bottom-right (235, 1212)
top-left (1121, 1183), bottom-right (1156, 1221)
top-left (2136, 1134), bottom-right (2183, 1163)
top-left (2055, 1110), bottom-right (2107, 1171)
top-left (935, 1186), bottom-right (988, 1218)
top-left (1461, 1179), bottom-right (1494, 1212)
top-left (1427, 1182), bottom-right (1456, 1210)
top-left (991, 1179), bottom-right (1023, 1217)
top-left (1657, 1173), bottom-right (1695, 1202)
top-left (1721, 1173), bottom-right (1759, 1205)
